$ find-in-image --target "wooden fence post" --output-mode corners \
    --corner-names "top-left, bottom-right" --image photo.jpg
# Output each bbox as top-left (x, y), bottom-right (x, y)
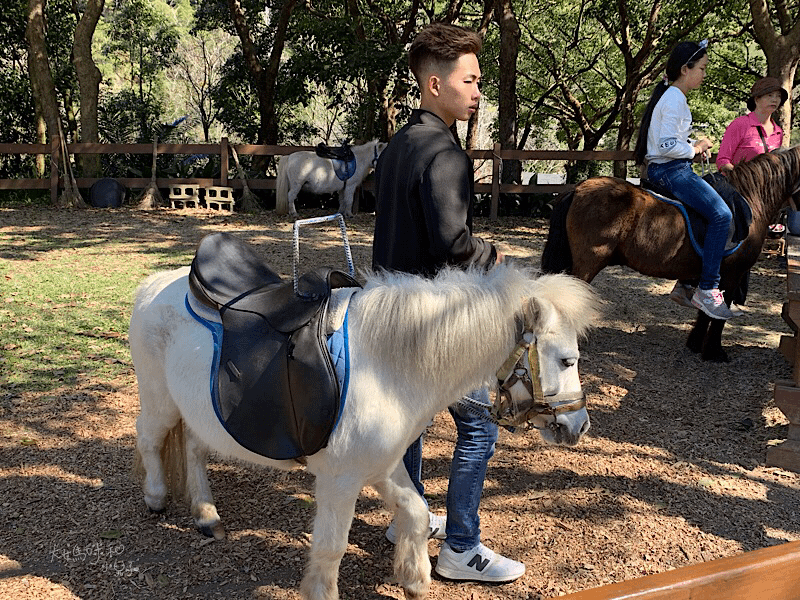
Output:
top-left (491, 142), bottom-right (501, 220)
top-left (220, 137), bottom-right (229, 186)
top-left (50, 136), bottom-right (59, 205)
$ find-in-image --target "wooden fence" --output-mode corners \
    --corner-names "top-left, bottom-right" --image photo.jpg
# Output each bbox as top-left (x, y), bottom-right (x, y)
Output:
top-left (550, 540), bottom-right (800, 600)
top-left (0, 138), bottom-right (636, 219)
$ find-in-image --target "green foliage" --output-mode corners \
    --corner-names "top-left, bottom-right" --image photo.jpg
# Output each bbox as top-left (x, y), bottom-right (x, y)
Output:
top-left (100, 0), bottom-right (181, 141)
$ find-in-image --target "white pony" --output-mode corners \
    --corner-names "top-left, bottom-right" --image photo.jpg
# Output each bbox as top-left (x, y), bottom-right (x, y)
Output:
top-left (275, 140), bottom-right (387, 218)
top-left (129, 262), bottom-right (599, 600)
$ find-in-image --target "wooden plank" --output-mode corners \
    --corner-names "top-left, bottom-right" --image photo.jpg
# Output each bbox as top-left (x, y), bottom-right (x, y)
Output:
top-left (490, 142), bottom-right (501, 220)
top-left (0, 179), bottom-right (51, 190)
top-left (550, 541), bottom-right (800, 600)
top-left (786, 236), bottom-right (800, 297)
top-left (779, 335), bottom-right (796, 364)
top-left (773, 381), bottom-right (800, 422)
top-left (766, 440), bottom-right (800, 473)
top-left (782, 303), bottom-right (799, 332)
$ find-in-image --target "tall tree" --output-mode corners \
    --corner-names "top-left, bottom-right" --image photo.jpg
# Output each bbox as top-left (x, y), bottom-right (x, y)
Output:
top-left (26, 0), bottom-right (61, 158)
top-left (494, 0), bottom-right (520, 184)
top-left (228, 0), bottom-right (297, 144)
top-left (105, 0), bottom-right (180, 141)
top-left (172, 29), bottom-right (235, 142)
top-left (71, 0), bottom-right (104, 177)
top-left (749, 0), bottom-right (800, 142)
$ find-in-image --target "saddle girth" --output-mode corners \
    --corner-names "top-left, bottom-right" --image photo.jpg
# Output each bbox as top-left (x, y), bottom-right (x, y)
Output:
top-left (188, 232), bottom-right (361, 459)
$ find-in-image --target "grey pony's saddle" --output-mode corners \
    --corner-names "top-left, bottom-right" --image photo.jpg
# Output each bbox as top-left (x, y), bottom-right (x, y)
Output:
top-left (315, 142), bottom-right (357, 181)
top-left (188, 232), bottom-right (360, 459)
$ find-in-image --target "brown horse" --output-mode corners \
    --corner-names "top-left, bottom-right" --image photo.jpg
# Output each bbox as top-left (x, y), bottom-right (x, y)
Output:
top-left (542, 146), bottom-right (800, 362)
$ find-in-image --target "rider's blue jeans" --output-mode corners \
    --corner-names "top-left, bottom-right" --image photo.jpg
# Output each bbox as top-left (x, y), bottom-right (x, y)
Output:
top-left (647, 159), bottom-right (732, 290)
top-left (402, 387), bottom-right (497, 551)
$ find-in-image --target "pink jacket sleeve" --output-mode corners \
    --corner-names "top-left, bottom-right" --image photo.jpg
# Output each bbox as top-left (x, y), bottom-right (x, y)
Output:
top-left (716, 117), bottom-right (746, 169)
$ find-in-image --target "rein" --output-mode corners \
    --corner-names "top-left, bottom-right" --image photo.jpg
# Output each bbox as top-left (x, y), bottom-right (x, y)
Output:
top-left (459, 332), bottom-right (586, 431)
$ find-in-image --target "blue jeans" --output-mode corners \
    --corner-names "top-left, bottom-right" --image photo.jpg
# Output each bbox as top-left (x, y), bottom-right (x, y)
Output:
top-left (647, 159), bottom-right (732, 290)
top-left (402, 387), bottom-right (497, 551)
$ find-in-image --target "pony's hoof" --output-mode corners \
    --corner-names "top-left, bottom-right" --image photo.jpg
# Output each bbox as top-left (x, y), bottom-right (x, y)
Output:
top-left (702, 349), bottom-right (730, 363)
top-left (198, 521), bottom-right (226, 540)
top-left (144, 496), bottom-right (167, 513)
top-left (404, 586), bottom-right (428, 600)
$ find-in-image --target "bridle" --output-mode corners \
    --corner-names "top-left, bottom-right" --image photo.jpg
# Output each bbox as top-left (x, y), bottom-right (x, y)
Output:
top-left (459, 331), bottom-right (586, 431)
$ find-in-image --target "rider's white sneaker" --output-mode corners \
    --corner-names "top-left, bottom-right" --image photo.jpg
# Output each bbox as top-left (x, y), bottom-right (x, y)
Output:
top-left (435, 542), bottom-right (525, 583)
top-left (385, 512), bottom-right (447, 544)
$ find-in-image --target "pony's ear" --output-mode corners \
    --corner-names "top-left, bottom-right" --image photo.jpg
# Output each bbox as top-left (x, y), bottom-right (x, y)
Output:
top-left (522, 295), bottom-right (544, 332)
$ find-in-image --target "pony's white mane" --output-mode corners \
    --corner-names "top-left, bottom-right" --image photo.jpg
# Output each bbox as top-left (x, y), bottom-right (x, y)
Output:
top-left (353, 262), bottom-right (599, 382)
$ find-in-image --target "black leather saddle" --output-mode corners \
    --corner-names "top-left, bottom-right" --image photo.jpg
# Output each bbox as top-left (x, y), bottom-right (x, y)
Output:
top-left (315, 142), bottom-right (357, 181)
top-left (315, 142), bottom-right (355, 162)
top-left (188, 232), bottom-right (361, 459)
top-left (641, 173), bottom-right (752, 254)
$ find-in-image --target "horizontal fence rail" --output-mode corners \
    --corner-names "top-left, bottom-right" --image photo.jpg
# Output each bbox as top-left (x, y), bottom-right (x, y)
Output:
top-left (0, 138), bottom-right (654, 218)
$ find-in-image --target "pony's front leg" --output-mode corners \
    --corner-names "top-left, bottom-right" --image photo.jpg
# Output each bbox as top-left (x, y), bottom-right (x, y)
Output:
top-left (686, 311), bottom-right (710, 354)
top-left (373, 463), bottom-right (431, 600)
top-left (185, 426), bottom-right (225, 540)
top-left (300, 474), bottom-right (362, 600)
top-left (701, 318), bottom-right (729, 362)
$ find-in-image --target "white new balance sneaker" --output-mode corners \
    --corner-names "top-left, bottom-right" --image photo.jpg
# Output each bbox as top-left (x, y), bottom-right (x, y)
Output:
top-left (385, 511), bottom-right (447, 544)
top-left (434, 542), bottom-right (525, 583)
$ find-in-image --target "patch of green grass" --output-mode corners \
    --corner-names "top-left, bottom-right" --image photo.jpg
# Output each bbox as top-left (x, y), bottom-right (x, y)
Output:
top-left (0, 235), bottom-right (192, 394)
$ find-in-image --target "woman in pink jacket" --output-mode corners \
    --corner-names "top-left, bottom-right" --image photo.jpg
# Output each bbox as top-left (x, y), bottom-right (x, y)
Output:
top-left (716, 77), bottom-right (788, 173)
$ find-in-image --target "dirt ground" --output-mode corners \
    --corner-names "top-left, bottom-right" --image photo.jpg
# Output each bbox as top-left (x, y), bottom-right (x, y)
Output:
top-left (1, 205), bottom-right (799, 600)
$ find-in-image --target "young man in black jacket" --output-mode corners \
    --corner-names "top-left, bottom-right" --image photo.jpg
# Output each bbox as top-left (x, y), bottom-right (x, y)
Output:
top-left (372, 22), bottom-right (523, 583)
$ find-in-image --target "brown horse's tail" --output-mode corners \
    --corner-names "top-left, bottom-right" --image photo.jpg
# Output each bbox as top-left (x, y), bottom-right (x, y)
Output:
top-left (541, 191), bottom-right (574, 274)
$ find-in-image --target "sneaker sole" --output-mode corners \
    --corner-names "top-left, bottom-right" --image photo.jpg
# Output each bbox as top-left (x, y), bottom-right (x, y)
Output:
top-left (691, 299), bottom-right (732, 320)
top-left (670, 294), bottom-right (695, 309)
top-left (434, 563), bottom-right (525, 583)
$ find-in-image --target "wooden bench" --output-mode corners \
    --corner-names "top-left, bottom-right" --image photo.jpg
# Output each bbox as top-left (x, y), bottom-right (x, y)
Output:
top-left (550, 540), bottom-right (800, 599)
top-left (771, 234), bottom-right (800, 473)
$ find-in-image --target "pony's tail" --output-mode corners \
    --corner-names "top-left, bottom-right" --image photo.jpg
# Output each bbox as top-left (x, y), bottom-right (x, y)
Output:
top-left (133, 420), bottom-right (188, 503)
top-left (541, 192), bottom-right (574, 274)
top-left (275, 156), bottom-right (289, 215)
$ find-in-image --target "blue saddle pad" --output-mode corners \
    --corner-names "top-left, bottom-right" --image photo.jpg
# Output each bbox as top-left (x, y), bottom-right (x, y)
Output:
top-left (333, 158), bottom-right (357, 182)
top-left (643, 173), bottom-right (752, 258)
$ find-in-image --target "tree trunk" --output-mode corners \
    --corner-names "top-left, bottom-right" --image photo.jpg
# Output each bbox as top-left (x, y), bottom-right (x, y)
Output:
top-left (229, 0), bottom-right (297, 147)
top-left (749, 0), bottom-right (800, 144)
top-left (26, 0), bottom-right (61, 162)
top-left (614, 87), bottom-right (638, 179)
top-left (495, 0), bottom-right (520, 184)
top-left (72, 0), bottom-right (104, 177)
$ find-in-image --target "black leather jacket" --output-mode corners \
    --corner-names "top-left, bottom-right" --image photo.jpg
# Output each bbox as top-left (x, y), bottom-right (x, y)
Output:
top-left (372, 109), bottom-right (496, 277)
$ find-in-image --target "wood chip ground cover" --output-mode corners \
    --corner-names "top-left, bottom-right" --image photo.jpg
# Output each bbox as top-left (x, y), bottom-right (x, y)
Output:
top-left (0, 205), bottom-right (798, 600)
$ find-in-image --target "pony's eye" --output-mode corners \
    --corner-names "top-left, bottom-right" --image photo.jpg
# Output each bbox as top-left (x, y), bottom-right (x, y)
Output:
top-left (562, 358), bottom-right (577, 368)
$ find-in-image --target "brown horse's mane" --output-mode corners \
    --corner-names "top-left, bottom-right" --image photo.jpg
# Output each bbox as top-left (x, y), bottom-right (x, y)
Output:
top-left (727, 145), bottom-right (800, 222)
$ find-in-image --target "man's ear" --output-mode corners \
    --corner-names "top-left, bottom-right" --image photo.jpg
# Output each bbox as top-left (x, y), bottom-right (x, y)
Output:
top-left (426, 74), bottom-right (441, 97)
